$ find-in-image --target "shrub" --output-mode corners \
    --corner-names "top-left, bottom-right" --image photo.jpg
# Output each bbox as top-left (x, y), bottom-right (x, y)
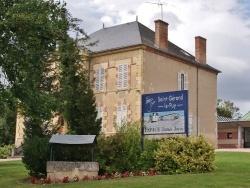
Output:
top-left (52, 145), bottom-right (93, 162)
top-left (155, 135), bottom-right (216, 174)
top-left (138, 139), bottom-right (160, 171)
top-left (0, 145), bottom-right (14, 159)
top-left (96, 122), bottom-right (142, 174)
top-left (22, 136), bottom-right (51, 178)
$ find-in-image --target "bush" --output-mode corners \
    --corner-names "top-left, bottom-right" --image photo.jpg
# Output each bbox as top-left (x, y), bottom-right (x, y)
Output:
top-left (96, 125), bottom-right (215, 175)
top-left (155, 135), bottom-right (216, 174)
top-left (138, 139), bottom-right (160, 171)
top-left (22, 136), bottom-right (51, 178)
top-left (53, 146), bottom-right (93, 162)
top-left (96, 122), bottom-right (142, 174)
top-left (0, 145), bottom-right (14, 159)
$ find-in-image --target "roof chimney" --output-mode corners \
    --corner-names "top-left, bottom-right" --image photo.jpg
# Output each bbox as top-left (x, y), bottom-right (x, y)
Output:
top-left (195, 36), bottom-right (206, 64)
top-left (154, 20), bottom-right (169, 50)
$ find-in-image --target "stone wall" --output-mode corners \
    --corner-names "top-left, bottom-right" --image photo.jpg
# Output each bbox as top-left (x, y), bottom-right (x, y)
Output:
top-left (47, 161), bottom-right (99, 180)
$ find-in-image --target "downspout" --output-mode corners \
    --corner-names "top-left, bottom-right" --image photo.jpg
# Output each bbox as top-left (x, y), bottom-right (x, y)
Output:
top-left (141, 49), bottom-right (145, 151)
top-left (196, 67), bottom-right (199, 136)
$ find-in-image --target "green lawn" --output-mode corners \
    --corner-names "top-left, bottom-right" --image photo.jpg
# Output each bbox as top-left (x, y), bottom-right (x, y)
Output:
top-left (1, 152), bottom-right (250, 188)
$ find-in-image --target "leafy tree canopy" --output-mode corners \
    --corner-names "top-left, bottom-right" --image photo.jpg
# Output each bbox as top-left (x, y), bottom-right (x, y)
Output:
top-left (0, 0), bottom-right (101, 139)
top-left (217, 99), bottom-right (241, 119)
top-left (0, 89), bottom-right (16, 146)
top-left (0, 0), bottom-right (68, 136)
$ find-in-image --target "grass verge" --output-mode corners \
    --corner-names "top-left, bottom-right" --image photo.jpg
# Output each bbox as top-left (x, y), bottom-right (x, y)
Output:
top-left (0, 152), bottom-right (250, 188)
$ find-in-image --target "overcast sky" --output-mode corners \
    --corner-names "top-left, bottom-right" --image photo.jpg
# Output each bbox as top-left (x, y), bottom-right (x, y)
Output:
top-left (64, 0), bottom-right (250, 116)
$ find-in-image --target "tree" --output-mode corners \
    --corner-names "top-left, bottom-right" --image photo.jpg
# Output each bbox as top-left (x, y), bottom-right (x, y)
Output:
top-left (58, 9), bottom-right (101, 136)
top-left (0, 0), bottom-right (67, 139)
top-left (0, 89), bottom-right (17, 146)
top-left (0, 0), bottom-right (100, 140)
top-left (217, 99), bottom-right (241, 119)
top-left (1, 0), bottom-right (100, 177)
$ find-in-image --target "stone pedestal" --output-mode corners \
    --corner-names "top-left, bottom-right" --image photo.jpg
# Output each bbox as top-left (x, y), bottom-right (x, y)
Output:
top-left (47, 161), bottom-right (99, 180)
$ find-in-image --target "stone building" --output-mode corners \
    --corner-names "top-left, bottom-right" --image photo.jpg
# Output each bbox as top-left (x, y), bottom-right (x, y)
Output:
top-left (85, 19), bottom-right (220, 143)
top-left (14, 19), bottom-right (220, 147)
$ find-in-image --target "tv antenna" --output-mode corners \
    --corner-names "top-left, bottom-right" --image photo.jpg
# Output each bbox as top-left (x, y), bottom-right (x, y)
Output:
top-left (145, 1), bottom-right (164, 20)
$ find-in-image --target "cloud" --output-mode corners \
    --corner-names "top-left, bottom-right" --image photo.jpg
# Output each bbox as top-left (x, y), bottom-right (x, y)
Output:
top-left (64, 0), bottom-right (250, 114)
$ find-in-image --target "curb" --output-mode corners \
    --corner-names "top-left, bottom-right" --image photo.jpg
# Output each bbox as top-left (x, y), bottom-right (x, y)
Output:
top-left (0, 158), bottom-right (22, 162)
top-left (215, 149), bottom-right (250, 152)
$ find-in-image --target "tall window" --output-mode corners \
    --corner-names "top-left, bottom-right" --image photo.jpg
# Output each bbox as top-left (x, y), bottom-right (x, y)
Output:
top-left (97, 107), bottom-right (103, 131)
top-left (178, 72), bottom-right (188, 90)
top-left (116, 105), bottom-right (127, 127)
top-left (117, 63), bottom-right (128, 88)
top-left (95, 67), bottom-right (105, 91)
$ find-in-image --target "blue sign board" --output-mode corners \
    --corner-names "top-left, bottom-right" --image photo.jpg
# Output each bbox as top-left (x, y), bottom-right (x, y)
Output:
top-left (142, 90), bottom-right (188, 135)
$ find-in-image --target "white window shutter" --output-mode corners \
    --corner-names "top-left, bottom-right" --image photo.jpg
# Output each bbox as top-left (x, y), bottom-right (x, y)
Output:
top-left (95, 67), bottom-right (105, 91)
top-left (184, 74), bottom-right (188, 90)
top-left (123, 64), bottom-right (128, 88)
top-left (121, 105), bottom-right (127, 125)
top-left (95, 68), bottom-right (100, 91)
top-left (97, 107), bottom-right (103, 130)
top-left (117, 63), bottom-right (128, 88)
top-left (117, 105), bottom-right (122, 126)
top-left (178, 72), bottom-right (181, 90)
top-left (97, 107), bottom-right (103, 119)
top-left (117, 105), bottom-right (127, 127)
top-left (118, 64), bottom-right (123, 88)
top-left (100, 67), bottom-right (105, 91)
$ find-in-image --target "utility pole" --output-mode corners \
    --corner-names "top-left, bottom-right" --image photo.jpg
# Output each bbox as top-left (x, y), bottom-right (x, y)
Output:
top-left (145, 1), bottom-right (164, 20)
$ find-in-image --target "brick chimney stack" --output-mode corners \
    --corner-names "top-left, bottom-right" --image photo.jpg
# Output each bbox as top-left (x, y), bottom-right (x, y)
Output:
top-left (154, 20), bottom-right (169, 50)
top-left (195, 36), bottom-right (207, 64)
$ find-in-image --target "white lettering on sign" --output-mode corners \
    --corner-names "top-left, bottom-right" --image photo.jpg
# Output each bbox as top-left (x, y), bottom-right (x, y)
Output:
top-left (145, 96), bottom-right (155, 112)
top-left (158, 96), bottom-right (168, 102)
top-left (169, 94), bottom-right (183, 101)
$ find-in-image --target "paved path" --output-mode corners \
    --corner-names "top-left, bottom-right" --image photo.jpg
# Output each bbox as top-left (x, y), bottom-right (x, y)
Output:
top-left (215, 148), bottom-right (250, 152)
top-left (0, 157), bottom-right (22, 162)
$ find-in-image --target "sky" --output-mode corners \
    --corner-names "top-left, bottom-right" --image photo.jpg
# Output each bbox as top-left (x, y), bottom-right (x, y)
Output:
top-left (64, 0), bottom-right (250, 116)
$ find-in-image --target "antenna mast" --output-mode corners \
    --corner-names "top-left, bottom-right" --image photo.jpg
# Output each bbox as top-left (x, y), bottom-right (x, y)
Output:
top-left (145, 1), bottom-right (164, 20)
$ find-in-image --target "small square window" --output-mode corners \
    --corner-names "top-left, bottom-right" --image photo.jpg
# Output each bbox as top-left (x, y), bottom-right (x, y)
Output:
top-left (227, 133), bottom-right (232, 139)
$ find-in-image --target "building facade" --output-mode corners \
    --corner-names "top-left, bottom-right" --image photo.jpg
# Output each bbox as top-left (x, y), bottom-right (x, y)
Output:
top-left (14, 19), bottom-right (220, 147)
top-left (218, 112), bottom-right (250, 148)
top-left (86, 20), bottom-right (220, 143)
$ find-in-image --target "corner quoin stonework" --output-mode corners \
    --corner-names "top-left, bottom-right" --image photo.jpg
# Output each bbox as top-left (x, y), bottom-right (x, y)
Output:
top-left (47, 161), bottom-right (99, 180)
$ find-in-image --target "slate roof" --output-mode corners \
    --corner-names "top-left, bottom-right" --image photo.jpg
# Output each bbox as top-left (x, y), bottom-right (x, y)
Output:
top-left (49, 135), bottom-right (96, 145)
top-left (88, 21), bottom-right (220, 73)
